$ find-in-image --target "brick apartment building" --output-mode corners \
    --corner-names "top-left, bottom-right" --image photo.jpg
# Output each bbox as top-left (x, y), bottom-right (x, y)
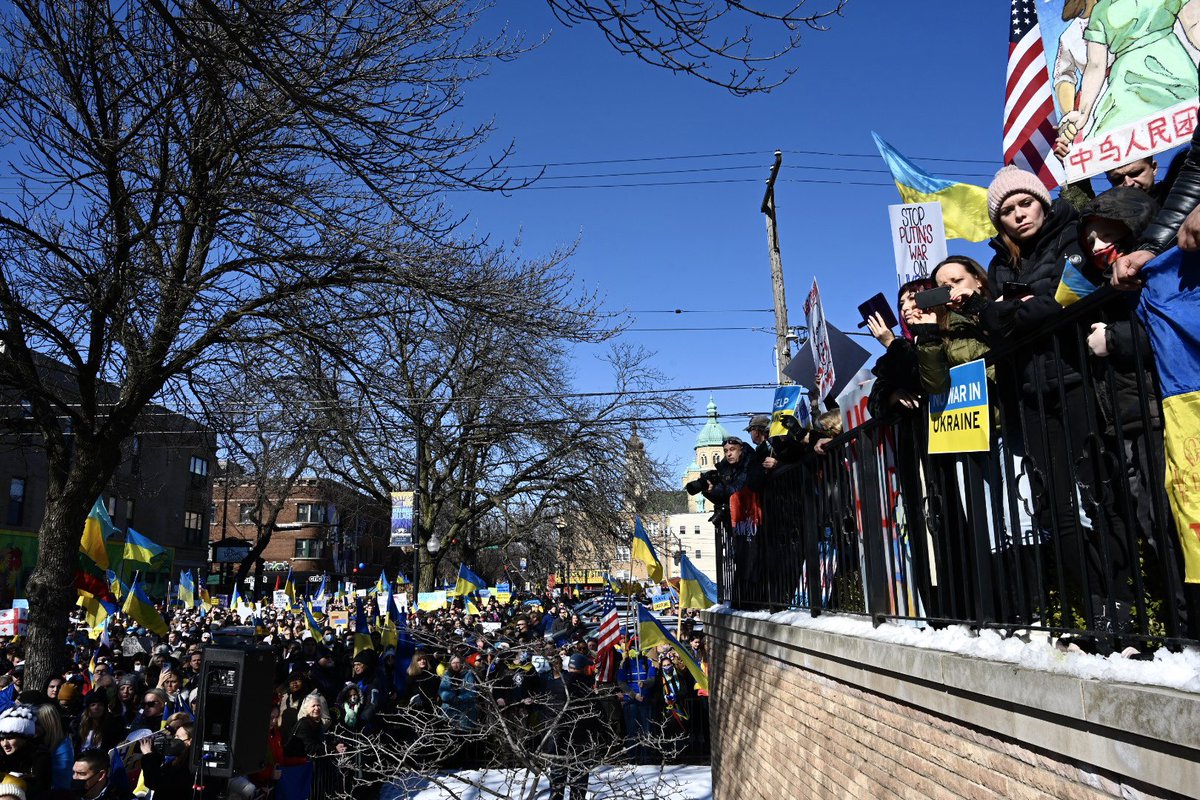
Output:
top-left (0, 368), bottom-right (216, 601)
top-left (209, 475), bottom-right (391, 596)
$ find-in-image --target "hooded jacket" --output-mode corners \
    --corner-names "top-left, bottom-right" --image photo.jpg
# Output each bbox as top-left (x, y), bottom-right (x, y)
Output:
top-left (1138, 84), bottom-right (1200, 254)
top-left (981, 198), bottom-right (1086, 399)
top-left (1079, 188), bottom-right (1164, 435)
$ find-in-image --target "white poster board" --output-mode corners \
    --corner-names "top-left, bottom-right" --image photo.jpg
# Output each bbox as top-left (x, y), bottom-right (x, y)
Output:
top-left (803, 279), bottom-right (836, 402)
top-left (272, 590), bottom-right (290, 609)
top-left (888, 202), bottom-right (947, 287)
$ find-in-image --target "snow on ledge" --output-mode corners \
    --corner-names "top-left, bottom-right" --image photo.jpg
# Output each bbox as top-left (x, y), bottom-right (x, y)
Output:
top-left (711, 605), bottom-right (1200, 695)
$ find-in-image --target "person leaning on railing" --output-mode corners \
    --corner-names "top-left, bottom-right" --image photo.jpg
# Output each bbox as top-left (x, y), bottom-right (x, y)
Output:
top-left (700, 436), bottom-right (763, 606)
top-left (865, 278), bottom-right (935, 419)
top-left (980, 166), bottom-right (1136, 637)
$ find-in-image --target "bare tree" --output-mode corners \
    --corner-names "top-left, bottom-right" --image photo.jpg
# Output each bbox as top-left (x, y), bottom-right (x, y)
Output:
top-left (0, 0), bottom-right (530, 688)
top-left (546, 0), bottom-right (848, 95)
top-left (312, 244), bottom-right (684, 590)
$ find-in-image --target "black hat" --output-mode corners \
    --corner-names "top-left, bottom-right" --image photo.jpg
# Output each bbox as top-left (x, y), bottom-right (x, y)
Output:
top-left (567, 653), bottom-right (592, 672)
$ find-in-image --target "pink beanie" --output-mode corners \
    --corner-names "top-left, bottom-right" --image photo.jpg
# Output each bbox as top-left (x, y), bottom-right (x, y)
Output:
top-left (987, 165), bottom-right (1052, 225)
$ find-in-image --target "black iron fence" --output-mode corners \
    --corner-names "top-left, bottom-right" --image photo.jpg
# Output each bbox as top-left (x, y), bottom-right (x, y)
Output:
top-left (716, 288), bottom-right (1200, 651)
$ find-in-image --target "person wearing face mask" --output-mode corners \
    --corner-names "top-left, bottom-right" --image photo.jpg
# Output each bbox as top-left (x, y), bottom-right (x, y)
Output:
top-left (72, 748), bottom-right (129, 800)
top-left (982, 166), bottom-right (1136, 643)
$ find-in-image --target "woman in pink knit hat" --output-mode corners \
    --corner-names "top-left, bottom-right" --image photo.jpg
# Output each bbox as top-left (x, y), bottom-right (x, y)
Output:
top-left (979, 165), bottom-right (1136, 644)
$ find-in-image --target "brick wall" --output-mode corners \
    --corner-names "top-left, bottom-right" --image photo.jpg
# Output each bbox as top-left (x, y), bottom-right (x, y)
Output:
top-left (710, 624), bottom-right (1182, 800)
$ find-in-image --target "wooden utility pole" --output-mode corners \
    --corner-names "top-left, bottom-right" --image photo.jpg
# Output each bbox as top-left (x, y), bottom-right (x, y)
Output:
top-left (762, 150), bottom-right (791, 384)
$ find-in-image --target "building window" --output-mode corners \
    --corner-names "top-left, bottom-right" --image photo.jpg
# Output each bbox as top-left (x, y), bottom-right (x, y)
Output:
top-left (7, 478), bottom-right (25, 526)
top-left (126, 499), bottom-right (136, 524)
top-left (296, 503), bottom-right (327, 524)
top-left (183, 511), bottom-right (204, 545)
top-left (209, 502), bottom-right (216, 522)
top-left (694, 525), bottom-right (701, 536)
top-left (679, 526), bottom-right (686, 538)
top-left (238, 503), bottom-right (255, 524)
top-left (295, 539), bottom-right (323, 559)
top-left (700, 455), bottom-right (707, 466)
top-left (616, 545), bottom-right (631, 562)
top-left (131, 435), bottom-right (142, 475)
top-left (189, 456), bottom-right (208, 477)
top-left (695, 549), bottom-right (702, 559)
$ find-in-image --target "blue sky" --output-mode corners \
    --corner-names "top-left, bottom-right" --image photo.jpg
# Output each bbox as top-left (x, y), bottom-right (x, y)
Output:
top-left (446, 2), bottom-right (1020, 476)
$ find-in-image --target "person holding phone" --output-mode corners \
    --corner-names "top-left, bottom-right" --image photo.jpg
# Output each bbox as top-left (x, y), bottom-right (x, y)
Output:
top-left (981, 166), bottom-right (1134, 644)
top-left (865, 278), bottom-right (936, 417)
top-left (912, 256), bottom-right (994, 396)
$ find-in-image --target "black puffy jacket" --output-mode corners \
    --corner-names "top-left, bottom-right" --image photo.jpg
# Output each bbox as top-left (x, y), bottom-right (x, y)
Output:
top-left (1138, 87), bottom-right (1200, 254)
top-left (981, 198), bottom-right (1085, 399)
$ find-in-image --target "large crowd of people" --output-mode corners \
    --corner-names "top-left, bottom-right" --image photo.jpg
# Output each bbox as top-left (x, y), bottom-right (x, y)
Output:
top-left (0, 590), bottom-right (709, 800)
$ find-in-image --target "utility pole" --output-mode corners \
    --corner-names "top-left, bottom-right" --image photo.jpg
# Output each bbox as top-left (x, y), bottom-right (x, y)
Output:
top-left (762, 150), bottom-right (792, 384)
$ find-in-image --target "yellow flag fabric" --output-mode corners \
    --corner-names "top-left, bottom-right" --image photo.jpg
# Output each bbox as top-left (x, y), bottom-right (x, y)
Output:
top-left (121, 578), bottom-right (168, 636)
top-left (636, 606), bottom-right (707, 691)
top-left (632, 517), bottom-right (663, 583)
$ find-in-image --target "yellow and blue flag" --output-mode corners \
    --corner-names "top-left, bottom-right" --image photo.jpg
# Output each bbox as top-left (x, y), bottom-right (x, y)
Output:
top-left (678, 555), bottom-right (718, 609)
top-left (302, 601), bottom-right (323, 641)
top-left (122, 528), bottom-right (165, 565)
top-left (395, 571), bottom-right (410, 586)
top-left (872, 132), bottom-right (995, 243)
top-left (283, 567), bottom-right (297, 606)
top-left (632, 517), bottom-right (663, 583)
top-left (230, 584), bottom-right (244, 610)
top-left (177, 570), bottom-right (196, 609)
top-left (122, 576), bottom-right (168, 636)
top-left (313, 575), bottom-right (328, 608)
top-left (376, 569), bottom-right (392, 598)
top-left (635, 605), bottom-right (707, 691)
top-left (1139, 248), bottom-right (1200, 582)
top-left (353, 596), bottom-right (374, 656)
top-left (1054, 257), bottom-right (1106, 307)
top-left (454, 564), bottom-right (485, 597)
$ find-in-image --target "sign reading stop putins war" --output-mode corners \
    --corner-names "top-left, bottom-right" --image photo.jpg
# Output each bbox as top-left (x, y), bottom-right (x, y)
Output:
top-left (887, 202), bottom-right (947, 287)
top-left (1045, 0), bottom-right (1200, 182)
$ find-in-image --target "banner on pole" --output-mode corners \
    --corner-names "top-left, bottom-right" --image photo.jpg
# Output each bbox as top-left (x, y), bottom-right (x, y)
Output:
top-left (803, 279), bottom-right (835, 402)
top-left (389, 491), bottom-right (415, 547)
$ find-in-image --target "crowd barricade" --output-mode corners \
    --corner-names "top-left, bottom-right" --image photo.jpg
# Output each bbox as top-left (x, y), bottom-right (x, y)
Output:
top-left (718, 288), bottom-right (1200, 649)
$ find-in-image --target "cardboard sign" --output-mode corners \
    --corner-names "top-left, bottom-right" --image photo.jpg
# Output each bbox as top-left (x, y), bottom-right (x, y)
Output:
top-left (417, 591), bottom-right (447, 611)
top-left (928, 359), bottom-right (990, 454)
top-left (329, 610), bottom-right (349, 629)
top-left (272, 590), bottom-right (290, 609)
top-left (888, 202), bottom-right (947, 287)
top-left (494, 592), bottom-right (512, 605)
top-left (803, 279), bottom-right (835, 402)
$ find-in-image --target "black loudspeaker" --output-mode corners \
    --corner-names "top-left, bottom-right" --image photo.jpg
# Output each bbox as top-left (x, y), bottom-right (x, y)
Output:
top-left (191, 645), bottom-right (277, 778)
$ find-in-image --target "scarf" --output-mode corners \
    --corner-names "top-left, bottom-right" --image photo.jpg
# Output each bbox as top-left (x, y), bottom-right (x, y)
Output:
top-left (661, 668), bottom-right (688, 728)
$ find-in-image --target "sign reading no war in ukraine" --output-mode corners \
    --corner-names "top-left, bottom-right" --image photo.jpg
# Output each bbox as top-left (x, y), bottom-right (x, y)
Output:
top-left (927, 359), bottom-right (989, 454)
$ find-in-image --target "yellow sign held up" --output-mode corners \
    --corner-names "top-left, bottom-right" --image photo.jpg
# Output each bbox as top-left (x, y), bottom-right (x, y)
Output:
top-left (928, 359), bottom-right (990, 454)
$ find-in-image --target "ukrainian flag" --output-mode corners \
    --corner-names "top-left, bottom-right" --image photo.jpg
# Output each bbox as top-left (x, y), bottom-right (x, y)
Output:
top-left (283, 568), bottom-right (297, 606)
top-left (454, 564), bottom-right (485, 597)
top-left (122, 576), bottom-right (168, 636)
top-left (1140, 248), bottom-right (1200, 582)
top-left (376, 569), bottom-right (392, 598)
top-left (632, 517), bottom-right (663, 583)
top-left (678, 555), bottom-right (718, 609)
top-left (1055, 258), bottom-right (1105, 307)
top-left (313, 575), bottom-right (328, 608)
top-left (353, 596), bottom-right (374, 655)
top-left (122, 529), bottom-right (165, 565)
top-left (230, 584), bottom-right (244, 610)
top-left (177, 570), bottom-right (196, 609)
top-left (872, 132), bottom-right (996, 243)
top-left (635, 605), bottom-right (707, 691)
top-left (303, 601), bottom-right (323, 641)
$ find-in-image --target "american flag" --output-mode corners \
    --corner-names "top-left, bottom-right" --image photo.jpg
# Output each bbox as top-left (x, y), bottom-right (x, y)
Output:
top-left (595, 586), bottom-right (622, 660)
top-left (1004, 0), bottom-right (1065, 190)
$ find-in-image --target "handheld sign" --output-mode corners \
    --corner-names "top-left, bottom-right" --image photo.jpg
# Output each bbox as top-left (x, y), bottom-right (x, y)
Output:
top-left (888, 202), bottom-right (947, 287)
top-left (928, 359), bottom-right (990, 454)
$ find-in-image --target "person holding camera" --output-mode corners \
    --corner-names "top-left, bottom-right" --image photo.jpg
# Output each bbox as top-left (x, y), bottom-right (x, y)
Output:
top-left (699, 436), bottom-right (762, 607)
top-left (137, 722), bottom-right (194, 797)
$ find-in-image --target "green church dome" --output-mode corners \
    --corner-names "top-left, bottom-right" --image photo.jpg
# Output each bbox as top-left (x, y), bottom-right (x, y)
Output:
top-left (693, 395), bottom-right (729, 449)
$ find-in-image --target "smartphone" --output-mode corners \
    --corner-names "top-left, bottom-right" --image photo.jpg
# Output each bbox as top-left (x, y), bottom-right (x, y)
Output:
top-left (914, 285), bottom-right (952, 310)
top-left (856, 292), bottom-right (899, 330)
top-left (1003, 281), bottom-right (1033, 298)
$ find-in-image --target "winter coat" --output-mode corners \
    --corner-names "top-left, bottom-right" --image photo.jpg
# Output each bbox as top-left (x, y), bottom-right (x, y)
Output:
top-left (914, 299), bottom-right (995, 395)
top-left (981, 198), bottom-right (1085, 400)
top-left (701, 441), bottom-right (760, 533)
top-left (867, 337), bottom-right (922, 419)
top-left (438, 669), bottom-right (478, 729)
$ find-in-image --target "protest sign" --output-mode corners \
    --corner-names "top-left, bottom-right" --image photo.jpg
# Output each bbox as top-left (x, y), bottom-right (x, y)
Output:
top-left (835, 368), bottom-right (877, 435)
top-left (769, 384), bottom-right (812, 438)
top-left (650, 592), bottom-right (672, 612)
top-left (417, 590), bottom-right (448, 611)
top-left (1039, 2), bottom-right (1200, 182)
top-left (888, 202), bottom-right (947, 286)
top-left (272, 590), bottom-right (290, 609)
top-left (329, 610), bottom-right (349, 629)
top-left (928, 359), bottom-right (990, 454)
top-left (803, 279), bottom-right (835, 402)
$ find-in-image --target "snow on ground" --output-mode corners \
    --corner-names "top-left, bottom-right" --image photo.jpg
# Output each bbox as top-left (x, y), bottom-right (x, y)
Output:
top-left (380, 764), bottom-right (712, 800)
top-left (723, 606), bottom-right (1200, 694)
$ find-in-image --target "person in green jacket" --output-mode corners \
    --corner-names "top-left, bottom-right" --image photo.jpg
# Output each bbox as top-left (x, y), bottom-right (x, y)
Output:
top-left (913, 256), bottom-right (994, 397)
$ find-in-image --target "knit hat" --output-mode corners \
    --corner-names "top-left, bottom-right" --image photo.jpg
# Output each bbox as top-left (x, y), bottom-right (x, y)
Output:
top-left (57, 682), bottom-right (81, 704)
top-left (987, 165), bottom-right (1052, 225)
top-left (0, 705), bottom-right (37, 739)
top-left (0, 774), bottom-right (27, 800)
